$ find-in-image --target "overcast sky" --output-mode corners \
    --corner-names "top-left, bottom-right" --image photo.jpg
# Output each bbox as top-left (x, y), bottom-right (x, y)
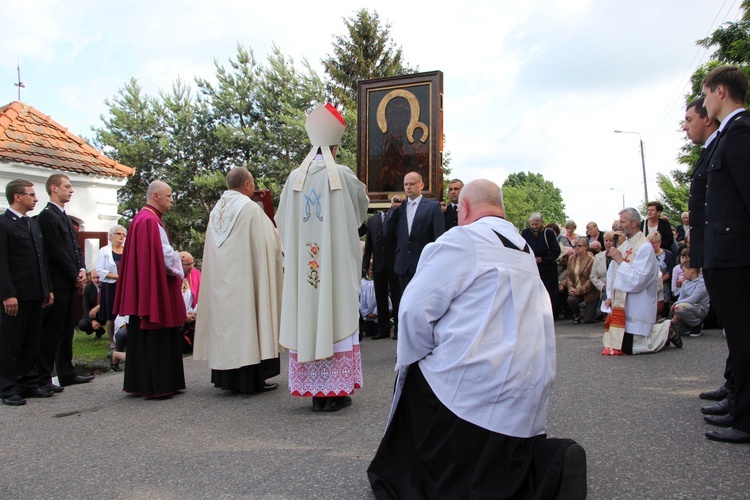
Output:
top-left (2, 0), bottom-right (743, 228)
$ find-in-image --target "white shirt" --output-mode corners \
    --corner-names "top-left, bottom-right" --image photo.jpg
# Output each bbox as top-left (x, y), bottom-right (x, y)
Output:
top-left (406, 195), bottom-right (422, 235)
top-left (393, 216), bottom-right (556, 438)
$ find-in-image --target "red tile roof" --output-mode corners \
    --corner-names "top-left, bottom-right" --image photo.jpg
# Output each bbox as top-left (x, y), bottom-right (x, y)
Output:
top-left (0, 101), bottom-right (134, 179)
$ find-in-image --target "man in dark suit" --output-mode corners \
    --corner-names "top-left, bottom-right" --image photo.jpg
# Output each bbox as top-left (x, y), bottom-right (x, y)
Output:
top-left (78, 268), bottom-right (106, 338)
top-left (442, 179), bottom-right (463, 230)
top-left (640, 201), bottom-right (674, 251)
top-left (0, 179), bottom-right (54, 405)
top-left (684, 97), bottom-right (731, 411)
top-left (363, 205), bottom-right (401, 340)
top-left (35, 173), bottom-right (94, 390)
top-left (698, 65), bottom-right (750, 444)
top-left (384, 171), bottom-right (445, 296)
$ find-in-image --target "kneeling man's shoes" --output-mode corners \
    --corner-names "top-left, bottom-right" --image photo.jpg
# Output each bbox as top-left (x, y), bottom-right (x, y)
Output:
top-left (2, 395), bottom-right (26, 406)
top-left (704, 413), bottom-right (733, 427)
top-left (705, 427), bottom-right (750, 444)
top-left (701, 397), bottom-right (731, 415)
top-left (261, 382), bottom-right (278, 392)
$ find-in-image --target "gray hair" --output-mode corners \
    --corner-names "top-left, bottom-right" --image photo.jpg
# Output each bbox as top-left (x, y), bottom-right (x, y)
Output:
top-left (108, 224), bottom-right (126, 240)
top-left (529, 212), bottom-right (543, 222)
top-left (574, 236), bottom-right (589, 248)
top-left (619, 207), bottom-right (641, 224)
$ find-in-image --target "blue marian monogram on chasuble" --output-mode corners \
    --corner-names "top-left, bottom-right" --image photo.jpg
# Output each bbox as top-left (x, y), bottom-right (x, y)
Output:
top-left (303, 188), bottom-right (323, 223)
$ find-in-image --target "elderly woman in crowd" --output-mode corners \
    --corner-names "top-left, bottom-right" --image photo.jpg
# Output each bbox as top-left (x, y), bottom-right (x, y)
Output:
top-left (647, 231), bottom-right (675, 317)
top-left (563, 220), bottom-right (578, 247)
top-left (586, 221), bottom-right (605, 248)
top-left (559, 237), bottom-right (600, 323)
top-left (96, 224), bottom-right (127, 369)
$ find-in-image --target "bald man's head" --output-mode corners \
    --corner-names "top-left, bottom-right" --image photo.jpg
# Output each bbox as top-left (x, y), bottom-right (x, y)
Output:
top-left (226, 167), bottom-right (255, 191)
top-left (146, 181), bottom-right (173, 213)
top-left (458, 180), bottom-right (505, 225)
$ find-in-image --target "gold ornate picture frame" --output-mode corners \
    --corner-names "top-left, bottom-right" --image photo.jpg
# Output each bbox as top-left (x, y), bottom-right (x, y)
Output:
top-left (357, 71), bottom-right (443, 203)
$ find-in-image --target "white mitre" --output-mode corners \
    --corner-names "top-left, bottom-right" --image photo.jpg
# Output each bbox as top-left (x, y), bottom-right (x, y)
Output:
top-left (292, 103), bottom-right (346, 192)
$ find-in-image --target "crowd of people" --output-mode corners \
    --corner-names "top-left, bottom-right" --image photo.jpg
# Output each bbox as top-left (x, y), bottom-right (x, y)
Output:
top-left (2, 65), bottom-right (747, 498)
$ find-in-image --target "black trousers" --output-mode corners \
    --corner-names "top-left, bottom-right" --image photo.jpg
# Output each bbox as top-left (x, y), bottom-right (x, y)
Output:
top-left (373, 268), bottom-right (400, 336)
top-left (36, 288), bottom-right (77, 386)
top-left (704, 267), bottom-right (750, 432)
top-left (0, 299), bottom-right (44, 397)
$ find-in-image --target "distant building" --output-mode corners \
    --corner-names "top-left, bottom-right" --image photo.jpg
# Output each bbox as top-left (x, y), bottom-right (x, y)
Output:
top-left (0, 100), bottom-right (134, 267)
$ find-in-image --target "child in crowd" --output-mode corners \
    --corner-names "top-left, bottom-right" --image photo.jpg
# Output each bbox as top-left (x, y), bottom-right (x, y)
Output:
top-left (671, 248), bottom-right (690, 300)
top-left (670, 260), bottom-right (710, 338)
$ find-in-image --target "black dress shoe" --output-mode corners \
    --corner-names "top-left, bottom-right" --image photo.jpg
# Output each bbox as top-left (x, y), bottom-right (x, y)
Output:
top-left (701, 397), bottom-right (732, 415)
top-left (261, 382), bottom-right (278, 392)
top-left (2, 395), bottom-right (26, 406)
top-left (24, 387), bottom-right (54, 398)
top-left (699, 386), bottom-right (729, 401)
top-left (323, 396), bottom-right (352, 412)
top-left (705, 427), bottom-right (750, 444)
top-left (704, 413), bottom-right (734, 427)
top-left (61, 375), bottom-right (95, 386)
top-left (41, 383), bottom-right (64, 393)
top-left (371, 333), bottom-right (390, 340)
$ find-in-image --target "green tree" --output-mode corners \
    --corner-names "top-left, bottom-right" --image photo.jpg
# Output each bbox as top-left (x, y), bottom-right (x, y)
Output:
top-left (94, 78), bottom-right (166, 223)
top-left (502, 172), bottom-right (567, 230)
top-left (322, 8), bottom-right (413, 109)
top-left (659, 3), bottom-right (750, 220)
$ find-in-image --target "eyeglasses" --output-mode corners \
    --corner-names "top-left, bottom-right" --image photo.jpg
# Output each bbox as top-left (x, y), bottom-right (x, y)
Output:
top-left (114, 232), bottom-right (126, 236)
top-left (574, 244), bottom-right (587, 248)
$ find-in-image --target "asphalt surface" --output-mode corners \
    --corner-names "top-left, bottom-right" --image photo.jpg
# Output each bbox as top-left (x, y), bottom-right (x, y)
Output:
top-left (1, 321), bottom-right (748, 499)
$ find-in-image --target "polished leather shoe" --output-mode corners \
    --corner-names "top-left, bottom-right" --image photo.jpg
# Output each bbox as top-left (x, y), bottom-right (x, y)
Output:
top-left (61, 375), bottom-right (95, 386)
top-left (261, 382), bottom-right (278, 392)
top-left (701, 397), bottom-right (732, 415)
top-left (704, 413), bottom-right (734, 427)
top-left (24, 387), bottom-right (54, 398)
top-left (706, 427), bottom-right (750, 444)
top-left (699, 386), bottom-right (729, 401)
top-left (2, 395), bottom-right (26, 406)
top-left (40, 383), bottom-right (64, 393)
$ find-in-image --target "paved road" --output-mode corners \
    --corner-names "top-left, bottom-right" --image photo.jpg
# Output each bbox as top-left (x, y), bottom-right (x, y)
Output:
top-left (1, 321), bottom-right (748, 499)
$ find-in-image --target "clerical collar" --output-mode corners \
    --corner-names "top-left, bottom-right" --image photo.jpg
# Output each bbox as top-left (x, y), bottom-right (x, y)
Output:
top-left (142, 204), bottom-right (163, 218)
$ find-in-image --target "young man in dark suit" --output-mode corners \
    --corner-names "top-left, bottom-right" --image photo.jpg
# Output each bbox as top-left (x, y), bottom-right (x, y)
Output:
top-left (699, 65), bottom-right (750, 444)
top-left (362, 204), bottom-right (401, 340)
top-left (78, 268), bottom-right (106, 338)
top-left (35, 173), bottom-right (93, 390)
top-left (442, 179), bottom-right (463, 230)
top-left (384, 171), bottom-right (445, 296)
top-left (0, 179), bottom-right (54, 405)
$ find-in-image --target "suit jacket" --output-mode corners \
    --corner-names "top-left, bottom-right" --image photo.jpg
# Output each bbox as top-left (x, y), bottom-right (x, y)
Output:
top-left (384, 197), bottom-right (445, 277)
top-left (37, 202), bottom-right (84, 290)
top-left (362, 211), bottom-right (396, 274)
top-left (81, 282), bottom-right (99, 318)
top-left (640, 218), bottom-right (674, 252)
top-left (444, 203), bottom-right (459, 230)
top-left (0, 210), bottom-right (52, 302)
top-left (688, 139), bottom-right (718, 268)
top-left (703, 109), bottom-right (750, 269)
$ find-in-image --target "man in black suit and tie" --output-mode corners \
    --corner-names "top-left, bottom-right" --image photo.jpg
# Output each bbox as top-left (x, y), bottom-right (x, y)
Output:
top-left (363, 203), bottom-right (402, 340)
top-left (384, 171), bottom-right (445, 298)
top-left (684, 97), bottom-right (734, 419)
top-left (78, 268), bottom-right (106, 338)
top-left (35, 173), bottom-right (94, 390)
top-left (442, 179), bottom-right (463, 230)
top-left (0, 179), bottom-right (54, 405)
top-left (698, 65), bottom-right (750, 444)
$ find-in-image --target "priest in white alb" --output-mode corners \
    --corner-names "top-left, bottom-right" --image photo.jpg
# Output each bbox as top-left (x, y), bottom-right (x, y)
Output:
top-left (368, 180), bottom-right (586, 498)
top-left (276, 103), bottom-right (369, 412)
top-left (602, 207), bottom-right (674, 355)
top-left (193, 167), bottom-right (284, 393)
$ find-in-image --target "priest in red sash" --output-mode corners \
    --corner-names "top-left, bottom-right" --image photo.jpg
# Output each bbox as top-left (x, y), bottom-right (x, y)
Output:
top-left (113, 181), bottom-right (186, 398)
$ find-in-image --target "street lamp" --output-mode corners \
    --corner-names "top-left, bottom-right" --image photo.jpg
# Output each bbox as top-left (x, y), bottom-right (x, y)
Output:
top-left (614, 130), bottom-right (648, 206)
top-left (610, 187), bottom-right (624, 209)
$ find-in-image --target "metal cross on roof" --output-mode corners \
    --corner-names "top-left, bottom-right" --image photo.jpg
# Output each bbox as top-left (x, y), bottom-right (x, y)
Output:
top-left (14, 59), bottom-right (25, 100)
